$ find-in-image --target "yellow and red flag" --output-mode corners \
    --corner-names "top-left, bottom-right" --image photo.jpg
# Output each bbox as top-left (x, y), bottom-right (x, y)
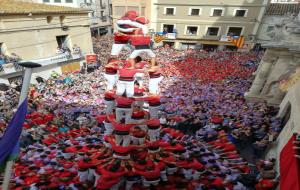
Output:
top-left (153, 34), bottom-right (166, 43)
top-left (228, 36), bottom-right (245, 48)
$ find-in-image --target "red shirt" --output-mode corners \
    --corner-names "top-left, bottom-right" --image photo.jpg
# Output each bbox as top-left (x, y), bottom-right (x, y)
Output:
top-left (130, 35), bottom-right (151, 46)
top-left (115, 96), bottom-right (134, 106)
top-left (135, 61), bottom-right (148, 69)
top-left (147, 119), bottom-right (160, 127)
top-left (135, 164), bottom-right (161, 180)
top-left (104, 91), bottom-right (116, 99)
top-left (119, 68), bottom-right (137, 79)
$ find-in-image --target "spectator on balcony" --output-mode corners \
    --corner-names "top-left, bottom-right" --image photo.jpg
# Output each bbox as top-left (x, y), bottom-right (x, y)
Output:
top-left (56, 46), bottom-right (64, 54)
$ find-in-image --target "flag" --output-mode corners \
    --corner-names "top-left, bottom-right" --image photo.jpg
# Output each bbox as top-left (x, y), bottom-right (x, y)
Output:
top-left (0, 99), bottom-right (28, 171)
top-left (153, 34), bottom-right (166, 43)
top-left (229, 36), bottom-right (245, 48)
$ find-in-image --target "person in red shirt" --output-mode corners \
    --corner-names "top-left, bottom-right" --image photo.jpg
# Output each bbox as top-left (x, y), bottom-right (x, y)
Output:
top-left (111, 11), bottom-right (141, 58)
top-left (109, 117), bottom-right (135, 147)
top-left (133, 56), bottom-right (148, 87)
top-left (104, 59), bottom-right (120, 90)
top-left (147, 118), bottom-right (161, 142)
top-left (134, 162), bottom-right (161, 187)
top-left (77, 157), bottom-right (92, 182)
top-left (128, 17), bottom-right (156, 68)
top-left (117, 68), bottom-right (137, 98)
top-left (130, 126), bottom-right (146, 145)
top-left (115, 95), bottom-right (134, 124)
top-left (149, 67), bottom-right (163, 95)
top-left (103, 90), bottom-right (116, 114)
top-left (148, 95), bottom-right (161, 119)
top-left (131, 107), bottom-right (146, 124)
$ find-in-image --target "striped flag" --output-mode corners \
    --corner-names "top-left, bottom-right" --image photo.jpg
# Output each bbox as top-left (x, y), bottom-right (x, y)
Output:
top-left (153, 34), bottom-right (166, 43)
top-left (229, 36), bottom-right (245, 48)
top-left (0, 99), bottom-right (28, 172)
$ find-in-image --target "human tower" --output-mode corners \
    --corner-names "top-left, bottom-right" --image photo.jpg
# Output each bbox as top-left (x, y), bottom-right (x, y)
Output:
top-left (89, 11), bottom-right (203, 190)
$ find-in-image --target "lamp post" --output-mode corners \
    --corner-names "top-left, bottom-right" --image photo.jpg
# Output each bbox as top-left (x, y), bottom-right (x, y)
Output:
top-left (2, 62), bottom-right (41, 190)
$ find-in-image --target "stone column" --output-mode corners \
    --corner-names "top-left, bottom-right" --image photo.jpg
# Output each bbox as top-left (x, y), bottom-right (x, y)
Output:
top-left (245, 49), bottom-right (277, 98)
top-left (266, 52), bottom-right (293, 105)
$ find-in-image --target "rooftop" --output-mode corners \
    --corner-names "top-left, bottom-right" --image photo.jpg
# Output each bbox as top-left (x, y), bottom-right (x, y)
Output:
top-left (265, 3), bottom-right (300, 15)
top-left (0, 0), bottom-right (88, 15)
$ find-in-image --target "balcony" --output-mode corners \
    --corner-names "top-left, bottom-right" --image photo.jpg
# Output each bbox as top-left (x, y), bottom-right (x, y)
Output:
top-left (0, 52), bottom-right (83, 76)
top-left (201, 35), bottom-right (221, 40)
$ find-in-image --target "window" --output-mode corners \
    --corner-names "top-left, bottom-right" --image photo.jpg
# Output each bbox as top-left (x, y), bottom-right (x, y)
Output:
top-left (189, 8), bottom-right (201, 16)
top-left (267, 26), bottom-right (275, 32)
top-left (227, 27), bottom-right (243, 36)
top-left (56, 35), bottom-right (68, 49)
top-left (162, 24), bottom-right (175, 33)
top-left (164, 7), bottom-right (175, 15)
top-left (234, 9), bottom-right (247, 17)
top-left (185, 26), bottom-right (198, 35)
top-left (65, 0), bottom-right (73, 3)
top-left (114, 6), bottom-right (125, 16)
top-left (54, 0), bottom-right (61, 2)
top-left (211, 8), bottom-right (224, 16)
top-left (43, 0), bottom-right (50, 2)
top-left (206, 27), bottom-right (219, 36)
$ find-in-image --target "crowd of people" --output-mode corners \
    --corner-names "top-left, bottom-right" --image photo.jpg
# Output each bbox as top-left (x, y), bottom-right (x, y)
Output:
top-left (0, 34), bottom-right (282, 190)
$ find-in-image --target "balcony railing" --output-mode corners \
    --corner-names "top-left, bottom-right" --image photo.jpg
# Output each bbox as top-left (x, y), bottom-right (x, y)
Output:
top-left (0, 52), bottom-right (83, 75)
top-left (201, 35), bottom-right (221, 40)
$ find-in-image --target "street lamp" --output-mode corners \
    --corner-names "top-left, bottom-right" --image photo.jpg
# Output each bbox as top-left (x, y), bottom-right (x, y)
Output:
top-left (2, 61), bottom-right (41, 190)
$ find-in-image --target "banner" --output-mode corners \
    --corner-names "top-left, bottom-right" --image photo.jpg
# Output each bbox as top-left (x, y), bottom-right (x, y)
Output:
top-left (280, 134), bottom-right (300, 190)
top-left (85, 54), bottom-right (97, 65)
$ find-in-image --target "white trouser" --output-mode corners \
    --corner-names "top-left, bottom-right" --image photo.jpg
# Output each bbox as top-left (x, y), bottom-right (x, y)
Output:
top-left (142, 178), bottom-right (160, 187)
top-left (131, 136), bottom-right (145, 145)
top-left (111, 43), bottom-right (126, 56)
top-left (182, 168), bottom-right (193, 180)
top-left (113, 153), bottom-right (130, 160)
top-left (166, 166), bottom-right (178, 175)
top-left (115, 134), bottom-right (131, 146)
top-left (193, 170), bottom-right (202, 180)
top-left (160, 170), bottom-right (168, 182)
top-left (134, 101), bottom-right (144, 108)
top-left (104, 100), bottom-right (116, 114)
top-left (125, 180), bottom-right (138, 190)
top-left (148, 128), bottom-right (160, 142)
top-left (93, 172), bottom-right (101, 187)
top-left (130, 49), bottom-right (156, 59)
top-left (149, 106), bottom-right (160, 119)
top-left (135, 72), bottom-right (144, 87)
top-left (116, 107), bottom-right (133, 124)
top-left (103, 122), bottom-right (114, 135)
top-left (104, 141), bottom-right (112, 148)
top-left (116, 80), bottom-right (134, 97)
top-left (131, 118), bottom-right (146, 124)
top-left (88, 168), bottom-right (95, 181)
top-left (78, 170), bottom-right (88, 182)
top-left (149, 76), bottom-right (163, 94)
top-left (62, 152), bottom-right (74, 159)
top-left (104, 73), bottom-right (118, 91)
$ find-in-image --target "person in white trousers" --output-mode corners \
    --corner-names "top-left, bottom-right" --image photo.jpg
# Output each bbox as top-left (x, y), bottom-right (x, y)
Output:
top-left (104, 61), bottom-right (119, 91)
top-left (117, 68), bottom-right (137, 98)
top-left (149, 68), bottom-right (163, 95)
